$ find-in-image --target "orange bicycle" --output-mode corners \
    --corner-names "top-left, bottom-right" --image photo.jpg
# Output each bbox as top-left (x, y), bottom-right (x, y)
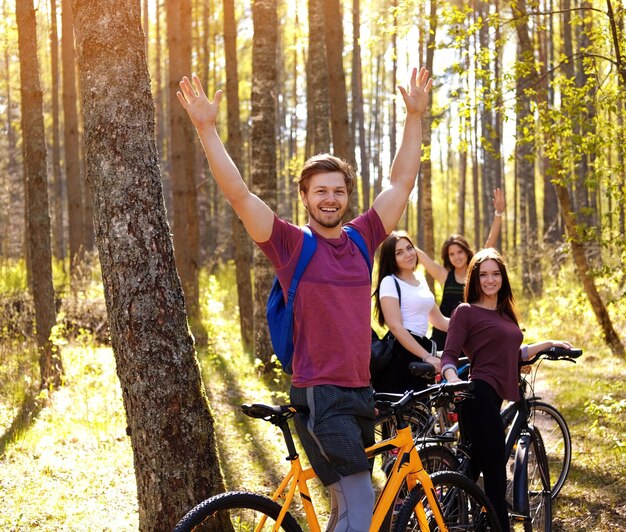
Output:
top-left (173, 381), bottom-right (501, 531)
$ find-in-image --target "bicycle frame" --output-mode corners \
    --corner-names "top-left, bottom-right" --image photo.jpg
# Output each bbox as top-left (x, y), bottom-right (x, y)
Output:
top-left (368, 422), bottom-right (446, 531)
top-left (261, 419), bottom-right (447, 532)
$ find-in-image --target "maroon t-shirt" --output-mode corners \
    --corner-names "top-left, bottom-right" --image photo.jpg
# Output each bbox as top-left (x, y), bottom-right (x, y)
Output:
top-left (257, 209), bottom-right (387, 388)
top-left (441, 303), bottom-right (524, 401)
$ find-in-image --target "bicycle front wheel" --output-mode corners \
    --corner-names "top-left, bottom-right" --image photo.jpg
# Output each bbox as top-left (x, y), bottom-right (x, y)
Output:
top-left (513, 427), bottom-right (552, 532)
top-left (528, 400), bottom-right (571, 498)
top-left (173, 490), bottom-right (303, 532)
top-left (393, 470), bottom-right (501, 531)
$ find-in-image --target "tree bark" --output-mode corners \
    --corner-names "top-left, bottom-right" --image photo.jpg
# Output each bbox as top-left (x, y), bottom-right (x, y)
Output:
top-left (72, 1), bottom-right (227, 528)
top-left (166, 0), bottom-right (204, 344)
top-left (251, 0), bottom-right (278, 369)
top-left (61, 0), bottom-right (84, 279)
top-left (16, 0), bottom-right (63, 389)
top-left (224, 0), bottom-right (254, 353)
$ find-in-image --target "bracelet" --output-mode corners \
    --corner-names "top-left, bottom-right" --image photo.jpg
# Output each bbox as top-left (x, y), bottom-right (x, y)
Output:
top-left (495, 210), bottom-right (504, 217)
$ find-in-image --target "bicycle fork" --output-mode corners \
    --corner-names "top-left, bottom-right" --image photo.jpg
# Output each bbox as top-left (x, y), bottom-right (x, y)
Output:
top-left (513, 429), bottom-right (551, 524)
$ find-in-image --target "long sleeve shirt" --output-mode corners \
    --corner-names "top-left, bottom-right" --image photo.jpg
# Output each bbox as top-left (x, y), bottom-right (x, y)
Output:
top-left (441, 303), bottom-right (524, 401)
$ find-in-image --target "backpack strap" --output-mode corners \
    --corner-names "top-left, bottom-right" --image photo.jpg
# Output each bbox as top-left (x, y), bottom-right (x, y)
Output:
top-left (392, 276), bottom-right (401, 306)
top-left (286, 226), bottom-right (317, 302)
top-left (343, 225), bottom-right (372, 278)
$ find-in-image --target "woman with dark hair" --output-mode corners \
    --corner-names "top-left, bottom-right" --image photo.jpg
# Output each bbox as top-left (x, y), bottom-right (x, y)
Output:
top-left (372, 231), bottom-right (449, 393)
top-left (440, 248), bottom-right (572, 531)
top-left (417, 188), bottom-right (505, 349)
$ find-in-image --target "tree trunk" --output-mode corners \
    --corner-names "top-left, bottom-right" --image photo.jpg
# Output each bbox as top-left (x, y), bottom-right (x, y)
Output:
top-left (324, 0), bottom-right (359, 220)
top-left (72, 1), bottom-right (228, 528)
top-left (421, 0), bottom-right (437, 288)
top-left (390, 0), bottom-right (398, 164)
top-left (224, 0), bottom-right (254, 353)
top-left (17, 0), bottom-right (63, 389)
top-left (352, 0), bottom-right (370, 211)
top-left (2, 0), bottom-right (22, 259)
top-left (554, 184), bottom-right (625, 357)
top-left (49, 0), bottom-right (65, 262)
top-left (540, 0), bottom-right (561, 245)
top-left (306, 0), bottom-right (330, 158)
top-left (251, 0), bottom-right (278, 369)
top-left (324, 0), bottom-right (357, 219)
top-left (166, 0), bottom-right (204, 344)
top-left (61, 0), bottom-right (84, 280)
top-left (371, 49), bottom-right (384, 198)
top-left (512, 0), bottom-right (542, 295)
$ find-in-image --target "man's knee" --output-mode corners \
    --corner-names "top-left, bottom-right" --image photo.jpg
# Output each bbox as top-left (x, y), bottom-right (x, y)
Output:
top-left (329, 470), bottom-right (374, 532)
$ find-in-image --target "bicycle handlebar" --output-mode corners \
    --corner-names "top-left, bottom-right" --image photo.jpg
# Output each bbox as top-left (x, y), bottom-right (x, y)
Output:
top-left (375, 380), bottom-right (474, 414)
top-left (520, 346), bottom-right (583, 365)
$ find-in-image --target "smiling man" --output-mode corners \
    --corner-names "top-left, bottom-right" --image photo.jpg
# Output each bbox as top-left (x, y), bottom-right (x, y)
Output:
top-left (178, 66), bottom-right (432, 532)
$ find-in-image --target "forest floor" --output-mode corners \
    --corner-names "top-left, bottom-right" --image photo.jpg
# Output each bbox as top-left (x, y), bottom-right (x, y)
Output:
top-left (1, 264), bottom-right (626, 530)
top-left (1, 336), bottom-right (625, 531)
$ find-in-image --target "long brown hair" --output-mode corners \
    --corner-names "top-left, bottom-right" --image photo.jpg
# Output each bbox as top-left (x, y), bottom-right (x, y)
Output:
top-left (464, 248), bottom-right (520, 325)
top-left (373, 231), bottom-right (418, 327)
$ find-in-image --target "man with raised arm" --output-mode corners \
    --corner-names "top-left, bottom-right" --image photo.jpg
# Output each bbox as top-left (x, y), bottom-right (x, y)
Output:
top-left (178, 67), bottom-right (432, 532)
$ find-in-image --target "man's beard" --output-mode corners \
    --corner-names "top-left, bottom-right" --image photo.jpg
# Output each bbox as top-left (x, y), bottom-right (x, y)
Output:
top-left (305, 206), bottom-right (345, 228)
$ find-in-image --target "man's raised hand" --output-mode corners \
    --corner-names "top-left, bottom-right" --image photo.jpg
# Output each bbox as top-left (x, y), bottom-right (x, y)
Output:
top-left (176, 74), bottom-right (222, 131)
top-left (397, 67), bottom-right (433, 117)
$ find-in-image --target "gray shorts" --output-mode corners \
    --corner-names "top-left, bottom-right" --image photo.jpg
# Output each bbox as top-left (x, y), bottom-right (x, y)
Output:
top-left (290, 384), bottom-right (375, 486)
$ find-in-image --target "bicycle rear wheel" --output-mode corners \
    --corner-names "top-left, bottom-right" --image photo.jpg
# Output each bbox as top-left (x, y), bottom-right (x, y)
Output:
top-left (173, 490), bottom-right (303, 532)
top-left (527, 400), bottom-right (571, 498)
top-left (418, 445), bottom-right (459, 473)
top-left (393, 470), bottom-right (501, 531)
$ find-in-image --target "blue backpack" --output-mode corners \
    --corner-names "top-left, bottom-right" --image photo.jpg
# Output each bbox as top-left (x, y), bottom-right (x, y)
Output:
top-left (266, 225), bottom-right (371, 374)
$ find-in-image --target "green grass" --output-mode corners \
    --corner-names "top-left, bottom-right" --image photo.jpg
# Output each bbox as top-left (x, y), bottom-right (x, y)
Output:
top-left (0, 259), bottom-right (625, 530)
top-left (0, 342), bottom-right (137, 531)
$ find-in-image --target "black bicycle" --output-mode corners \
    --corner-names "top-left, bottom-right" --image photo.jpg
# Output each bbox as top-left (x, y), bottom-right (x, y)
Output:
top-left (398, 346), bottom-right (582, 531)
top-left (410, 347), bottom-right (577, 500)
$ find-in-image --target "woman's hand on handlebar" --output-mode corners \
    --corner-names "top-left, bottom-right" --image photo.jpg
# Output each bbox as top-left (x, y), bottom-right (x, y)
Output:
top-left (551, 340), bottom-right (574, 350)
top-left (527, 339), bottom-right (574, 360)
top-left (443, 368), bottom-right (462, 383)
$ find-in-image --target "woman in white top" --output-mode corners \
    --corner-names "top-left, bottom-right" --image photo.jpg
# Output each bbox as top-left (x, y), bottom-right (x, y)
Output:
top-left (372, 231), bottom-right (449, 393)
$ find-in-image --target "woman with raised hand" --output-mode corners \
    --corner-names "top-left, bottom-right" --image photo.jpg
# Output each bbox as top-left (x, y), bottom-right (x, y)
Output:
top-left (417, 188), bottom-right (505, 350)
top-left (371, 231), bottom-right (449, 393)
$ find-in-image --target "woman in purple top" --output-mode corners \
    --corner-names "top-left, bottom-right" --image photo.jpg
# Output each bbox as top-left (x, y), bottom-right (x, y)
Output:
top-left (441, 248), bottom-right (572, 531)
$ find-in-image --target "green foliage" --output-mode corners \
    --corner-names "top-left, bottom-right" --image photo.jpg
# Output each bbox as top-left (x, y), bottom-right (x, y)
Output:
top-left (0, 339), bottom-right (38, 434)
top-left (0, 260), bottom-right (27, 294)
